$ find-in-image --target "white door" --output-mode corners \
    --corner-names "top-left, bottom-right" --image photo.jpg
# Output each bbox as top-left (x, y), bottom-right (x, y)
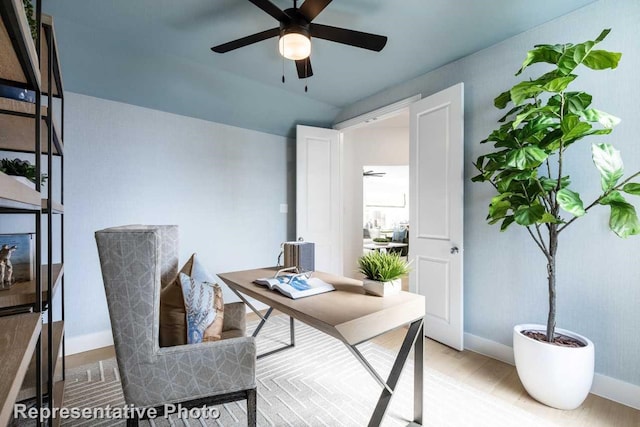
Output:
top-left (409, 83), bottom-right (464, 350)
top-left (296, 125), bottom-right (343, 274)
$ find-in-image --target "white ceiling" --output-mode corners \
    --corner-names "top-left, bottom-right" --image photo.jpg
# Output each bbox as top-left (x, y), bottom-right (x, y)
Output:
top-left (43, 0), bottom-right (598, 136)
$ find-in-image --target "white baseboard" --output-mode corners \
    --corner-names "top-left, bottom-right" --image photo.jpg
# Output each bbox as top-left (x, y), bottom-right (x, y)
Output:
top-left (463, 332), bottom-right (640, 410)
top-left (65, 330), bottom-right (114, 355)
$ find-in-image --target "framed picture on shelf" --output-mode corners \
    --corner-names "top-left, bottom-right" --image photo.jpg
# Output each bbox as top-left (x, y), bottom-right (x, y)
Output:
top-left (0, 233), bottom-right (34, 287)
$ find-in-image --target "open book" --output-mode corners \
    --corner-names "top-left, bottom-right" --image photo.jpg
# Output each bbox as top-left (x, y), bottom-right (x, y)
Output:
top-left (253, 275), bottom-right (335, 299)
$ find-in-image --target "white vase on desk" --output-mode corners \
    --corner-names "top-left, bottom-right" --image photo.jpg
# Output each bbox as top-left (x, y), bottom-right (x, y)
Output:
top-left (363, 278), bottom-right (401, 297)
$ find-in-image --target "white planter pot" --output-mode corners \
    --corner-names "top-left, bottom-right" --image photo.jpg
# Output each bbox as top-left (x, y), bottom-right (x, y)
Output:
top-left (513, 324), bottom-right (594, 410)
top-left (363, 278), bottom-right (401, 297)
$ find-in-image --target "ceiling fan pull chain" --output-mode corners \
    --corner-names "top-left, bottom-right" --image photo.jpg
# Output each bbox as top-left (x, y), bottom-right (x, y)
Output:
top-left (282, 54), bottom-right (285, 83)
top-left (305, 59), bottom-right (308, 92)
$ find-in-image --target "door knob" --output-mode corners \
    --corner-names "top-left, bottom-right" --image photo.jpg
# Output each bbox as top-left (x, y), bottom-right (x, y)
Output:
top-left (450, 246), bottom-right (459, 254)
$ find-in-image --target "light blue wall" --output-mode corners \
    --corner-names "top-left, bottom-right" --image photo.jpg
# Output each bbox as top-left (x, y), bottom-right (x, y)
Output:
top-left (336, 0), bottom-right (640, 386)
top-left (63, 92), bottom-right (294, 341)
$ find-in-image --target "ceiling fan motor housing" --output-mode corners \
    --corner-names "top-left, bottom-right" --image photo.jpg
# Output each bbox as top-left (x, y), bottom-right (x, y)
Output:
top-left (280, 9), bottom-right (311, 39)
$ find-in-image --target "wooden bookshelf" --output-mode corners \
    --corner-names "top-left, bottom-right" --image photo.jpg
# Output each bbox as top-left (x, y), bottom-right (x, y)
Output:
top-left (0, 97), bottom-right (63, 154)
top-left (0, 313), bottom-right (41, 427)
top-left (17, 321), bottom-right (64, 401)
top-left (42, 199), bottom-right (64, 214)
top-left (0, 171), bottom-right (41, 210)
top-left (0, 264), bottom-right (64, 309)
top-left (0, 0), bottom-right (41, 90)
top-left (40, 14), bottom-right (63, 98)
top-left (51, 380), bottom-right (65, 427)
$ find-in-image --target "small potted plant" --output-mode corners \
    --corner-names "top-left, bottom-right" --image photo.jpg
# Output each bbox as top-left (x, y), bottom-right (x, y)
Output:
top-left (0, 158), bottom-right (47, 187)
top-left (358, 251), bottom-right (410, 296)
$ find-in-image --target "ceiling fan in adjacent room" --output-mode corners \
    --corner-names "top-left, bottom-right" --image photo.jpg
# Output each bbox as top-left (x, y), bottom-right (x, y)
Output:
top-left (363, 170), bottom-right (386, 178)
top-left (211, 0), bottom-right (388, 83)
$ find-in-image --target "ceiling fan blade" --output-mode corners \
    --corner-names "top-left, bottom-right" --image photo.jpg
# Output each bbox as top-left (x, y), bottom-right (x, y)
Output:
top-left (211, 28), bottom-right (279, 53)
top-left (295, 57), bottom-right (313, 79)
top-left (311, 23), bottom-right (387, 51)
top-left (299, 0), bottom-right (332, 22)
top-left (248, 0), bottom-right (290, 22)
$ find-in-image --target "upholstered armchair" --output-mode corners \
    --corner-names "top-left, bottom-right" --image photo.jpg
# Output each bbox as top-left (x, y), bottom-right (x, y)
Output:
top-left (95, 225), bottom-right (256, 426)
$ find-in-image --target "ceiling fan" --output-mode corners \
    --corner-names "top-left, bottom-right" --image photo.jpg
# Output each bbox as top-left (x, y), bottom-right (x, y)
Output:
top-left (363, 170), bottom-right (386, 178)
top-left (211, 0), bottom-right (388, 80)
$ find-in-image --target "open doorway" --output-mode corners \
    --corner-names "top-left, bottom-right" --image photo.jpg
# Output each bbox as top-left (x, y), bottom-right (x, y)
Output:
top-left (340, 111), bottom-right (410, 280)
top-left (363, 165), bottom-right (409, 249)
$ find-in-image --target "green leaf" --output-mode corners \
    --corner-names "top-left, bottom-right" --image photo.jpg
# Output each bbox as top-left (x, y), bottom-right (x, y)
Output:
top-left (488, 200), bottom-right (511, 222)
top-left (557, 29), bottom-right (611, 75)
top-left (498, 104), bottom-right (527, 123)
top-left (581, 108), bottom-right (621, 129)
top-left (500, 216), bottom-right (515, 231)
top-left (582, 50), bottom-right (621, 70)
top-left (561, 114), bottom-right (592, 143)
top-left (556, 188), bottom-right (586, 217)
top-left (599, 190), bottom-right (625, 205)
top-left (516, 44), bottom-right (563, 75)
top-left (542, 75), bottom-right (576, 92)
top-left (622, 183), bottom-right (640, 196)
top-left (594, 28), bottom-right (611, 43)
top-left (592, 143), bottom-right (624, 191)
top-left (600, 192), bottom-right (640, 238)
top-left (506, 147), bottom-right (548, 170)
top-left (494, 90), bottom-right (512, 109)
top-left (563, 92), bottom-right (593, 114)
top-left (514, 204), bottom-right (545, 226)
top-left (539, 212), bottom-right (560, 224)
top-left (540, 176), bottom-right (571, 191)
top-left (512, 105), bottom-right (560, 129)
top-left (510, 81), bottom-right (543, 106)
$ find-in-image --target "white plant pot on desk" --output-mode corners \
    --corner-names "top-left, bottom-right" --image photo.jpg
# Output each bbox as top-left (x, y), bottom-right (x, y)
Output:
top-left (363, 278), bottom-right (401, 297)
top-left (513, 324), bottom-right (594, 410)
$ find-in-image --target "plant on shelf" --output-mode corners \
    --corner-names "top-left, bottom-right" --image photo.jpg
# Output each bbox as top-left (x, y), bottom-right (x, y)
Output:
top-left (471, 29), bottom-right (640, 409)
top-left (372, 237), bottom-right (390, 243)
top-left (358, 251), bottom-right (410, 297)
top-left (23, 0), bottom-right (37, 42)
top-left (0, 158), bottom-right (47, 185)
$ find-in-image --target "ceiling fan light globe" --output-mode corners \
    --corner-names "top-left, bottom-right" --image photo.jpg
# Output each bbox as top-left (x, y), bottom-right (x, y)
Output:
top-left (279, 33), bottom-right (311, 60)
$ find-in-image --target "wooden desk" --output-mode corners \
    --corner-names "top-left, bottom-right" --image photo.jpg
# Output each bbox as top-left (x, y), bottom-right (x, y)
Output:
top-left (363, 242), bottom-right (408, 252)
top-left (218, 267), bottom-right (425, 426)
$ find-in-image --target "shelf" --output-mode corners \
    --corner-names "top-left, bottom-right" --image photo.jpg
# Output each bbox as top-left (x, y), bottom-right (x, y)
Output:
top-left (0, 313), bottom-right (41, 427)
top-left (17, 321), bottom-right (64, 402)
top-left (42, 199), bottom-right (64, 214)
top-left (0, 0), bottom-right (41, 91)
top-left (0, 171), bottom-right (41, 211)
top-left (0, 97), bottom-right (63, 155)
top-left (0, 264), bottom-right (64, 309)
top-left (40, 15), bottom-right (63, 98)
top-left (51, 380), bottom-right (65, 427)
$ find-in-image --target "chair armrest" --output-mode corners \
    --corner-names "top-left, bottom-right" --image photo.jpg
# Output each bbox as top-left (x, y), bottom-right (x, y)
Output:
top-left (223, 302), bottom-right (247, 335)
top-left (122, 337), bottom-right (256, 408)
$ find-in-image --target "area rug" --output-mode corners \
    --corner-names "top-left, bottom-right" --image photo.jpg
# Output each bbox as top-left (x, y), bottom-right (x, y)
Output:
top-left (54, 316), bottom-right (559, 427)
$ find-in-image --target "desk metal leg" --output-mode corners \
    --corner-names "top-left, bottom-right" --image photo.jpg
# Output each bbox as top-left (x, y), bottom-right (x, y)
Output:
top-left (414, 321), bottom-right (424, 425)
top-left (366, 319), bottom-right (424, 427)
top-left (250, 308), bottom-right (296, 359)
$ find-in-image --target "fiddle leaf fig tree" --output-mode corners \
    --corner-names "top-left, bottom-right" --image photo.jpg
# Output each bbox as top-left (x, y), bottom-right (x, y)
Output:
top-left (472, 29), bottom-right (640, 343)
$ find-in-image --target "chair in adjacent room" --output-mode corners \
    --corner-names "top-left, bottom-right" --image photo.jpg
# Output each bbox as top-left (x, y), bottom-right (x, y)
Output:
top-left (95, 225), bottom-right (256, 426)
top-left (389, 227), bottom-right (409, 257)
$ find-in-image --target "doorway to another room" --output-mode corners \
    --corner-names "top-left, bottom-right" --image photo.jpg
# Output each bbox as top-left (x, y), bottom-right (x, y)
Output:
top-left (340, 111), bottom-right (410, 282)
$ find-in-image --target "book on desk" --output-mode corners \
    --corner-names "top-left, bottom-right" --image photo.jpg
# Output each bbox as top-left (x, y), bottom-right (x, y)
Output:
top-left (253, 274), bottom-right (334, 299)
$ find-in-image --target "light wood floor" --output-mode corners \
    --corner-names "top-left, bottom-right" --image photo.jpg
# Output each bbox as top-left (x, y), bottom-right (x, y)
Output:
top-left (67, 316), bottom-right (639, 427)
